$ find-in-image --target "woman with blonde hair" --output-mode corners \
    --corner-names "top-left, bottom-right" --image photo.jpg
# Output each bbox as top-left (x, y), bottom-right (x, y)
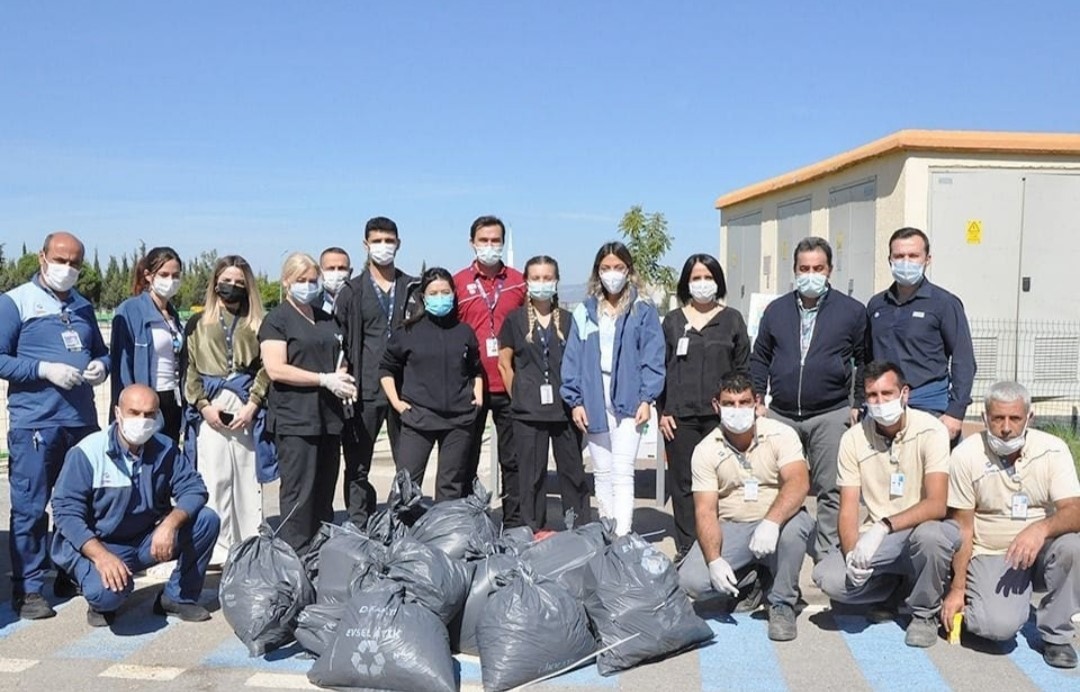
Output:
top-left (259, 252), bottom-right (356, 554)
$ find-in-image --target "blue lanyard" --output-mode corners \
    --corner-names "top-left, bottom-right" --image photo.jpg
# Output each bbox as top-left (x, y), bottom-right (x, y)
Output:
top-left (370, 274), bottom-right (396, 338)
top-left (535, 321), bottom-right (552, 383)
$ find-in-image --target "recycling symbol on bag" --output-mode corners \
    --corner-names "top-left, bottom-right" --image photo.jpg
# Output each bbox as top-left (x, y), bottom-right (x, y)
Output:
top-left (351, 639), bottom-right (386, 676)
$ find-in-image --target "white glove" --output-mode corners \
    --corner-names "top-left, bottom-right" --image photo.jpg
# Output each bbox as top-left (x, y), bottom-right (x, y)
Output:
top-left (850, 520), bottom-right (890, 569)
top-left (82, 360), bottom-right (107, 386)
top-left (749, 519), bottom-right (780, 559)
top-left (38, 361), bottom-right (85, 390)
top-left (318, 371), bottom-right (357, 400)
top-left (845, 551), bottom-right (875, 587)
top-left (707, 557), bottom-right (740, 597)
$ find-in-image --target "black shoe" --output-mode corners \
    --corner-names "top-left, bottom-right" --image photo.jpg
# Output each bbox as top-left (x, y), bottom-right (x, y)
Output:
top-left (904, 614), bottom-right (940, 648)
top-left (1043, 642), bottom-right (1078, 669)
top-left (14, 593), bottom-right (56, 620)
top-left (734, 570), bottom-right (764, 613)
top-left (768, 604), bottom-right (798, 642)
top-left (86, 607), bottom-right (116, 628)
top-left (54, 571), bottom-right (78, 599)
top-left (153, 592), bottom-right (210, 622)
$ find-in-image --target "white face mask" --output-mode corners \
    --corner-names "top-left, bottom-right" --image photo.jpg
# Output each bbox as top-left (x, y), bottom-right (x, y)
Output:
top-left (475, 244), bottom-right (504, 267)
top-left (43, 261), bottom-right (80, 292)
top-left (689, 279), bottom-right (718, 304)
top-left (720, 406), bottom-right (756, 434)
top-left (368, 242), bottom-right (397, 266)
top-left (600, 270), bottom-right (628, 295)
top-left (867, 397), bottom-right (905, 426)
top-left (289, 281), bottom-right (321, 305)
top-left (151, 276), bottom-right (181, 300)
top-left (795, 272), bottom-right (828, 298)
top-left (119, 414), bottom-right (159, 446)
top-left (321, 270), bottom-right (349, 294)
top-left (983, 414), bottom-right (1029, 457)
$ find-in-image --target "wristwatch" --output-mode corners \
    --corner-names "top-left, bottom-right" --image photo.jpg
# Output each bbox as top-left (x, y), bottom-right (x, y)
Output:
top-left (881, 516), bottom-right (895, 534)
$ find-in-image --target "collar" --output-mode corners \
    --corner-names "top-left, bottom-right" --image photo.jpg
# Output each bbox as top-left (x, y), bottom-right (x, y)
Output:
top-left (471, 261), bottom-right (507, 281)
top-left (716, 425), bottom-right (761, 456)
top-left (885, 278), bottom-right (933, 305)
top-left (32, 273), bottom-right (74, 306)
top-left (106, 423), bottom-right (144, 466)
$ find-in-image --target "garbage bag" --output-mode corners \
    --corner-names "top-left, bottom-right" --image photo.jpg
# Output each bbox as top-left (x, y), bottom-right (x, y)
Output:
top-left (301, 522), bottom-right (336, 586)
top-left (308, 585), bottom-right (457, 692)
top-left (295, 602), bottom-right (347, 657)
top-left (478, 571), bottom-right (597, 691)
top-left (409, 478), bottom-right (499, 560)
top-left (494, 525), bottom-right (535, 555)
top-left (518, 518), bottom-right (614, 599)
top-left (220, 524), bottom-right (316, 656)
top-left (450, 552), bottom-right (520, 655)
top-left (366, 469), bottom-right (429, 545)
top-left (316, 525), bottom-right (386, 605)
top-left (583, 533), bottom-right (713, 675)
top-left (383, 536), bottom-right (469, 624)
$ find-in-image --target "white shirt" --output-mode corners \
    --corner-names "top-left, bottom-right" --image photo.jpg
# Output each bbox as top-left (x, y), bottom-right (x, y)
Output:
top-left (150, 323), bottom-right (177, 392)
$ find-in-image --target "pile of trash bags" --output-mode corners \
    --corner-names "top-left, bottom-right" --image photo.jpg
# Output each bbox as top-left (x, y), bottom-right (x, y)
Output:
top-left (220, 471), bottom-right (713, 691)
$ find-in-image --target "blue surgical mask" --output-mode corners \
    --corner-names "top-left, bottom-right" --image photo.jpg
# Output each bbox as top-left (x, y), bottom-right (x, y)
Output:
top-left (890, 260), bottom-right (925, 287)
top-left (795, 272), bottom-right (828, 298)
top-left (527, 280), bottom-right (557, 302)
top-left (289, 282), bottom-right (321, 305)
top-left (425, 293), bottom-right (455, 317)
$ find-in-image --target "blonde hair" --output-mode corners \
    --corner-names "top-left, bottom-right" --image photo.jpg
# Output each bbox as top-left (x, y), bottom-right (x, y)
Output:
top-left (201, 255), bottom-right (265, 331)
top-left (586, 241), bottom-right (640, 317)
top-left (281, 252), bottom-right (319, 285)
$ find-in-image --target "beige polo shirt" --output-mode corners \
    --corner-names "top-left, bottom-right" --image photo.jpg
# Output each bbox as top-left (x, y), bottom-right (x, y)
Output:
top-left (948, 429), bottom-right (1080, 556)
top-left (837, 408), bottom-right (950, 532)
top-left (691, 417), bottom-right (807, 523)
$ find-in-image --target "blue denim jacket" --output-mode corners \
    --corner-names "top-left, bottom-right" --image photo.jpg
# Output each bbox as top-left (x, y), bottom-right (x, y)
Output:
top-left (111, 292), bottom-right (183, 409)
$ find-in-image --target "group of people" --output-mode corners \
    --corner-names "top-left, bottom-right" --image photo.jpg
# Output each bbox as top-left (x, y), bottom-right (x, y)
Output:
top-left (0, 221), bottom-right (1076, 671)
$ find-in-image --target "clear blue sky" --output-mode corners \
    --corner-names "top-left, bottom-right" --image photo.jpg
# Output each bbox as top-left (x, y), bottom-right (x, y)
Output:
top-left (2, 2), bottom-right (1078, 282)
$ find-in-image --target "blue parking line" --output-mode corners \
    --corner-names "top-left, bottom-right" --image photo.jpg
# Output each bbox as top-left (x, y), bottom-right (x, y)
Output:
top-left (0, 599), bottom-right (76, 641)
top-left (201, 638), bottom-right (313, 673)
top-left (458, 655), bottom-right (617, 687)
top-left (833, 615), bottom-right (948, 692)
top-left (54, 610), bottom-right (171, 660)
top-left (1005, 620), bottom-right (1080, 690)
top-left (698, 614), bottom-right (788, 692)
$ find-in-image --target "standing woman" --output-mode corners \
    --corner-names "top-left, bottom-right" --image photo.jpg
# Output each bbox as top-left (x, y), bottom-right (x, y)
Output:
top-left (658, 254), bottom-right (750, 561)
top-left (184, 255), bottom-right (270, 565)
top-left (380, 267), bottom-right (483, 502)
top-left (111, 247), bottom-right (185, 441)
top-left (561, 242), bottom-right (665, 536)
top-left (498, 256), bottom-right (589, 530)
top-left (259, 253), bottom-right (356, 554)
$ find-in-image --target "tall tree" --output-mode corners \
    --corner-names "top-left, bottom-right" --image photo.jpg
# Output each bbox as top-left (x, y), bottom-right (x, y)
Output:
top-left (618, 205), bottom-right (676, 294)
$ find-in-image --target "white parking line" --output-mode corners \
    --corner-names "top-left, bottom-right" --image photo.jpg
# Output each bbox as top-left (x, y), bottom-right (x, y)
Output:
top-left (99, 664), bottom-right (185, 681)
top-left (245, 672), bottom-right (319, 689)
top-left (0, 658), bottom-right (40, 673)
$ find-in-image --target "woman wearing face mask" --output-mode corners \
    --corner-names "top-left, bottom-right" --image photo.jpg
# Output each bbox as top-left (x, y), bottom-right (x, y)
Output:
top-left (379, 267), bottom-right (484, 502)
top-left (183, 255), bottom-right (270, 566)
top-left (497, 256), bottom-right (590, 530)
top-left (561, 242), bottom-right (666, 536)
top-left (110, 247), bottom-right (186, 441)
top-left (659, 253), bottom-right (750, 561)
top-left (260, 252), bottom-right (356, 554)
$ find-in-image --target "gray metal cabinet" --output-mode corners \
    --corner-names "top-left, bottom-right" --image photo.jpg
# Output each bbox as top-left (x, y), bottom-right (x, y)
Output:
top-left (776, 197), bottom-right (813, 295)
top-left (725, 211), bottom-right (762, 315)
top-left (828, 179), bottom-right (876, 302)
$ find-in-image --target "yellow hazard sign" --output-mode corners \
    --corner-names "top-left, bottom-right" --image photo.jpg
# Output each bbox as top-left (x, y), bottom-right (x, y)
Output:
top-left (966, 220), bottom-right (982, 245)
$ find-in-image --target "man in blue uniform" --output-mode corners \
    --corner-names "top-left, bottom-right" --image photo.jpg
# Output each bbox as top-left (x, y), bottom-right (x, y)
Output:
top-left (0, 231), bottom-right (110, 619)
top-left (51, 384), bottom-right (220, 626)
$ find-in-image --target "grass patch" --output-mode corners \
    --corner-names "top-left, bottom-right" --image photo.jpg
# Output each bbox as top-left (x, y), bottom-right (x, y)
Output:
top-left (1037, 422), bottom-right (1080, 474)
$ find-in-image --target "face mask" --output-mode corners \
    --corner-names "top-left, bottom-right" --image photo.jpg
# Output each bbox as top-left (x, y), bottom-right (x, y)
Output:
top-left (151, 276), bottom-right (181, 300)
top-left (795, 272), bottom-right (828, 298)
top-left (118, 415), bottom-right (158, 446)
top-left (475, 244), bottom-right (504, 267)
top-left (720, 406), bottom-right (755, 434)
top-left (425, 293), bottom-right (454, 317)
top-left (689, 279), bottom-right (718, 304)
top-left (890, 260), bottom-right (925, 287)
top-left (867, 397), bottom-right (905, 426)
top-left (528, 280), bottom-right (557, 302)
top-left (289, 282), bottom-right (321, 305)
top-left (368, 242), bottom-right (397, 266)
top-left (600, 270), bottom-right (628, 295)
top-left (322, 270), bottom-right (349, 294)
top-left (43, 261), bottom-right (80, 292)
top-left (215, 282), bottom-right (247, 304)
top-left (983, 414), bottom-right (1029, 457)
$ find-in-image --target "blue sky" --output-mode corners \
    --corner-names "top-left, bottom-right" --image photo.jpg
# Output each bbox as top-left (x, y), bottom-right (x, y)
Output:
top-left (2, 2), bottom-right (1078, 282)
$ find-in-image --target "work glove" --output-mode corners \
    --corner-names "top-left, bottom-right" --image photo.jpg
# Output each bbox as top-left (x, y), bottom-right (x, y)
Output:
top-left (749, 519), bottom-right (780, 559)
top-left (82, 360), bottom-right (107, 386)
top-left (38, 361), bottom-right (84, 390)
top-left (850, 520), bottom-right (889, 569)
top-left (318, 371), bottom-right (357, 400)
top-left (845, 551), bottom-right (874, 588)
top-left (707, 557), bottom-right (740, 597)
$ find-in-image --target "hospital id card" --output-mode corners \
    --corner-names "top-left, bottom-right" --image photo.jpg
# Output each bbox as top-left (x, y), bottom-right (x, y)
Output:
top-left (1011, 493), bottom-right (1029, 520)
top-left (540, 384), bottom-right (555, 405)
top-left (485, 337), bottom-right (500, 358)
top-left (61, 329), bottom-right (83, 352)
top-left (890, 472), bottom-right (905, 498)
top-left (743, 478), bottom-right (759, 502)
top-left (676, 337), bottom-right (689, 357)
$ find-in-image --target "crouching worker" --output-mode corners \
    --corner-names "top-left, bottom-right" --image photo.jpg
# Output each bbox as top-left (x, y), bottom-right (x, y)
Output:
top-left (678, 373), bottom-right (813, 642)
top-left (50, 383), bottom-right (220, 627)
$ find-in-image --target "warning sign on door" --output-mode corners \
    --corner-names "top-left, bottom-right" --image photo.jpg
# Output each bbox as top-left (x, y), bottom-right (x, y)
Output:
top-left (966, 220), bottom-right (982, 245)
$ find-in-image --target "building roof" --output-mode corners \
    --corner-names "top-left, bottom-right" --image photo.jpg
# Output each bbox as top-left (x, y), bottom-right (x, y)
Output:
top-left (715, 129), bottom-right (1080, 209)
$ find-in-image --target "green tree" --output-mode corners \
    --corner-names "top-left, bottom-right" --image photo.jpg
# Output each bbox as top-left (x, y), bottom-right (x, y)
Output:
top-left (14, 253), bottom-right (39, 285)
top-left (618, 205), bottom-right (676, 294)
top-left (76, 263), bottom-right (102, 303)
top-left (257, 273), bottom-right (280, 309)
top-left (176, 250), bottom-right (218, 310)
top-left (101, 255), bottom-right (128, 309)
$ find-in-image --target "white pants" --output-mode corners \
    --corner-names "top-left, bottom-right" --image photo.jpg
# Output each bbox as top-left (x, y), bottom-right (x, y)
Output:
top-left (586, 375), bottom-right (642, 536)
top-left (196, 388), bottom-right (262, 564)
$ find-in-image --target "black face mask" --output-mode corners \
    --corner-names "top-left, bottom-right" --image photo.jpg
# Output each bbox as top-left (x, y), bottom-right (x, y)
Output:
top-left (215, 282), bottom-right (247, 304)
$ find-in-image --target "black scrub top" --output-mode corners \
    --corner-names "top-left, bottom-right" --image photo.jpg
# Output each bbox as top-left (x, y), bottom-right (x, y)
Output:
top-left (499, 307), bottom-right (572, 424)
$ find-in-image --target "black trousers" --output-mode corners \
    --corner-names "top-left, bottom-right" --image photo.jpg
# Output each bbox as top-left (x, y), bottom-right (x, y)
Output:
top-left (275, 433), bottom-right (340, 555)
top-left (397, 424), bottom-right (474, 502)
top-left (157, 389), bottom-right (183, 444)
top-left (341, 400), bottom-right (401, 525)
top-left (466, 392), bottom-right (521, 527)
top-left (664, 415), bottom-right (718, 555)
top-left (513, 419), bottom-right (590, 531)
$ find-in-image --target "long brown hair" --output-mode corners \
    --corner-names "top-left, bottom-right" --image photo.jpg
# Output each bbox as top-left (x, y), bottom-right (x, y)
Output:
top-left (586, 241), bottom-right (639, 316)
top-left (131, 246), bottom-right (182, 296)
top-left (523, 255), bottom-right (565, 343)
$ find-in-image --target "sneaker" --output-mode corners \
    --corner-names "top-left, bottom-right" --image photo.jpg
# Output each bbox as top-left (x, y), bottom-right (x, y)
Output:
top-left (54, 571), bottom-right (78, 599)
top-left (734, 570), bottom-right (763, 613)
top-left (86, 607), bottom-right (116, 628)
top-left (1042, 642), bottom-right (1078, 669)
top-left (153, 592), bottom-right (210, 622)
top-left (14, 593), bottom-right (56, 620)
top-left (768, 604), bottom-right (798, 642)
top-left (904, 615), bottom-right (940, 648)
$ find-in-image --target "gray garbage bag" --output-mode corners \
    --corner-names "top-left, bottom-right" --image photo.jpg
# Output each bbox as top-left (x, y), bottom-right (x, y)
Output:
top-left (494, 525), bottom-right (535, 555)
top-left (366, 469), bottom-right (429, 545)
top-left (316, 525), bottom-right (386, 605)
top-left (220, 524), bottom-right (316, 656)
top-left (301, 522), bottom-right (336, 586)
top-left (518, 518), bottom-right (615, 599)
top-left (295, 602), bottom-right (347, 657)
top-left (409, 478), bottom-right (499, 560)
top-left (584, 533), bottom-right (713, 675)
top-left (450, 552), bottom-right (520, 655)
top-left (477, 571), bottom-right (597, 691)
top-left (383, 536), bottom-right (469, 624)
top-left (307, 585), bottom-right (457, 692)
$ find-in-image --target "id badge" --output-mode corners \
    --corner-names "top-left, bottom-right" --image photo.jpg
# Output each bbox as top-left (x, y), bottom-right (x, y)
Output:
top-left (485, 337), bottom-right (500, 358)
top-left (61, 328), bottom-right (83, 352)
top-left (890, 472), bottom-right (905, 498)
top-left (743, 478), bottom-right (760, 502)
top-left (1011, 493), bottom-right (1029, 520)
top-left (676, 337), bottom-right (690, 357)
top-left (539, 384), bottom-right (554, 405)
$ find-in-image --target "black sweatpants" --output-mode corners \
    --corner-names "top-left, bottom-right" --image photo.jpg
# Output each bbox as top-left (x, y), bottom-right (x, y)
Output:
top-left (397, 424), bottom-right (474, 502)
top-left (157, 389), bottom-right (183, 444)
top-left (466, 392), bottom-right (521, 527)
top-left (513, 419), bottom-right (590, 530)
top-left (275, 433), bottom-right (340, 555)
top-left (341, 400), bottom-right (401, 525)
top-left (664, 415), bottom-right (718, 555)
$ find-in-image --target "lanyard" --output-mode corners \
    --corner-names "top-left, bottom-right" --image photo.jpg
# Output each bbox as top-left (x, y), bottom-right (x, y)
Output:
top-left (219, 311), bottom-right (241, 373)
top-left (370, 274), bottom-right (396, 338)
top-left (535, 321), bottom-right (552, 383)
top-left (474, 277), bottom-right (506, 337)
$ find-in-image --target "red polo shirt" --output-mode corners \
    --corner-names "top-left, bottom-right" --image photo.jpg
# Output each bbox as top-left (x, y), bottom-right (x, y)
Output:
top-left (453, 262), bottom-right (527, 394)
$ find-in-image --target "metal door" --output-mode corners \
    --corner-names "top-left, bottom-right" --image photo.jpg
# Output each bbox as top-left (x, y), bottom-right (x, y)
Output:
top-left (776, 197), bottom-right (812, 294)
top-left (725, 211), bottom-right (762, 315)
top-left (828, 179), bottom-right (877, 302)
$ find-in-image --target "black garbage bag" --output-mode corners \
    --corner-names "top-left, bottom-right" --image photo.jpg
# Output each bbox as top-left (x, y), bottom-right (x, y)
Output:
top-left (383, 536), bottom-right (468, 625)
top-left (494, 525), bottom-right (535, 555)
top-left (308, 585), bottom-right (457, 692)
top-left (366, 469), bottom-right (429, 545)
top-left (518, 518), bottom-right (615, 600)
top-left (478, 571), bottom-right (597, 691)
top-left (300, 522), bottom-right (336, 587)
top-left (316, 525), bottom-right (387, 605)
top-left (295, 602), bottom-right (347, 657)
top-left (409, 478), bottom-right (499, 560)
top-left (220, 524), bottom-right (316, 656)
top-left (450, 552), bottom-right (520, 655)
top-left (583, 533), bottom-right (713, 675)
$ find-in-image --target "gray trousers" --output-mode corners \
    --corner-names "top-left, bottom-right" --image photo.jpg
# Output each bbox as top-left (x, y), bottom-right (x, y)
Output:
top-left (678, 509), bottom-right (814, 607)
top-left (960, 533), bottom-right (1080, 646)
top-left (811, 520), bottom-right (960, 618)
top-left (769, 407), bottom-right (849, 559)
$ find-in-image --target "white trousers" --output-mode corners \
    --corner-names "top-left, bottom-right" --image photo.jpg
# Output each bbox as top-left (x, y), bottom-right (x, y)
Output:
top-left (196, 388), bottom-right (262, 564)
top-left (586, 375), bottom-right (642, 536)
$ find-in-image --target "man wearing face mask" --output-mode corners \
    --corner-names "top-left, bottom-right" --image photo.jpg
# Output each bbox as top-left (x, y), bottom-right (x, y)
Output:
top-left (50, 384), bottom-right (220, 627)
top-left (751, 237), bottom-right (866, 560)
top-left (866, 227), bottom-right (975, 443)
top-left (677, 373), bottom-right (813, 642)
top-left (812, 360), bottom-right (960, 648)
top-left (335, 217), bottom-right (422, 525)
top-left (0, 231), bottom-right (111, 620)
top-left (941, 381), bottom-right (1080, 669)
top-left (453, 215), bottom-right (527, 526)
top-left (319, 246), bottom-right (352, 315)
